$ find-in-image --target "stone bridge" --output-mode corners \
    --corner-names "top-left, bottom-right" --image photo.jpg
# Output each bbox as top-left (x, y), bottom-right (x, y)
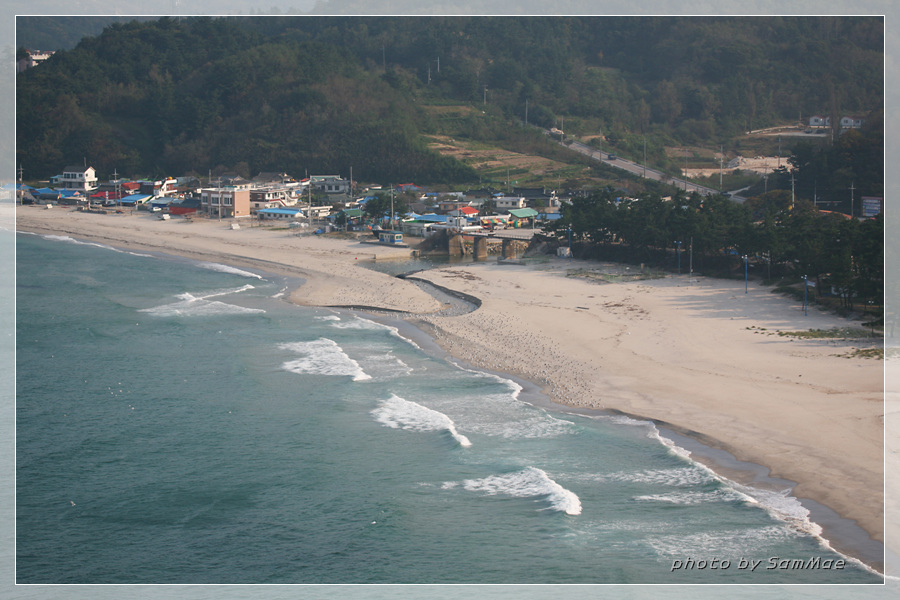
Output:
top-left (448, 229), bottom-right (537, 259)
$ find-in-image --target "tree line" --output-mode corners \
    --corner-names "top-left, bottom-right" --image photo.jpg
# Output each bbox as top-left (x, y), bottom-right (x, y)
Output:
top-left (546, 188), bottom-right (882, 313)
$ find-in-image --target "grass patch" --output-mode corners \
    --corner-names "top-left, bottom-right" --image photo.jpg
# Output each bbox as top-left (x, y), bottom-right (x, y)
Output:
top-left (841, 347), bottom-right (884, 359)
top-left (566, 267), bottom-right (665, 283)
top-left (776, 327), bottom-right (878, 339)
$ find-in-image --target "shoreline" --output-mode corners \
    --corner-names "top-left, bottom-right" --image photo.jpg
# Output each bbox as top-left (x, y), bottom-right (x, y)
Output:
top-left (13, 206), bottom-right (886, 573)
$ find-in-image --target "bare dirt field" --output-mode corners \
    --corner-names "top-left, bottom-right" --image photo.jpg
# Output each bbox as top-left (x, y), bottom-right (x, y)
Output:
top-left (425, 134), bottom-right (568, 177)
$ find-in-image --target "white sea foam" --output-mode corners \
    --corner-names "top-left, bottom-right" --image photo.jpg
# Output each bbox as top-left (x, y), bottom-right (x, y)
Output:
top-left (279, 338), bottom-right (371, 381)
top-left (197, 262), bottom-right (264, 279)
top-left (631, 423), bottom-right (878, 573)
top-left (645, 525), bottom-right (793, 560)
top-left (453, 364), bottom-right (524, 401)
top-left (602, 467), bottom-right (717, 487)
top-left (139, 285), bottom-right (264, 317)
top-left (329, 316), bottom-right (386, 331)
top-left (329, 315), bottom-right (422, 350)
top-left (443, 467), bottom-right (582, 515)
top-left (634, 489), bottom-right (747, 505)
top-left (728, 483), bottom-right (823, 538)
top-left (357, 351), bottom-right (413, 379)
top-left (315, 315), bottom-right (342, 321)
top-left (41, 234), bottom-right (153, 257)
top-left (372, 394), bottom-right (471, 447)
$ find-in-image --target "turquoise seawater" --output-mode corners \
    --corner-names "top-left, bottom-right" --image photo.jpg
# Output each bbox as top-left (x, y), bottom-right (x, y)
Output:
top-left (15, 232), bottom-right (881, 584)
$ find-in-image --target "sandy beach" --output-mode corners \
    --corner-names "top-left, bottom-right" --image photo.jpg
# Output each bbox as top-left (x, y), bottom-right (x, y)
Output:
top-left (13, 206), bottom-right (888, 570)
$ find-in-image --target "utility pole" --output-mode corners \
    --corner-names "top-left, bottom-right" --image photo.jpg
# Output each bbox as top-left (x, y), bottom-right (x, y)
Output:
top-left (525, 99), bottom-right (528, 126)
top-left (483, 86), bottom-right (487, 105)
top-left (719, 145), bottom-right (724, 191)
top-left (790, 172), bottom-right (795, 210)
top-left (849, 182), bottom-right (855, 217)
top-left (689, 237), bottom-right (693, 284)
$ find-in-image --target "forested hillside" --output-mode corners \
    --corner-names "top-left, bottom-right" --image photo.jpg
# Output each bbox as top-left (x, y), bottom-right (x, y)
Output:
top-left (17, 16), bottom-right (882, 183)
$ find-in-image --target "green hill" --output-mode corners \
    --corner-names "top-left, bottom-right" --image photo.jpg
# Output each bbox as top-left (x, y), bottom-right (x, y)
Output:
top-left (16, 16), bottom-right (883, 185)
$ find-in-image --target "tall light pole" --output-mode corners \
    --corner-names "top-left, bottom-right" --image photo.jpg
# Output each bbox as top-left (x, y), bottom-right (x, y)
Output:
top-left (742, 255), bottom-right (749, 293)
top-left (676, 240), bottom-right (682, 274)
top-left (802, 275), bottom-right (809, 316)
top-left (719, 145), bottom-right (724, 191)
top-left (689, 237), bottom-right (693, 284)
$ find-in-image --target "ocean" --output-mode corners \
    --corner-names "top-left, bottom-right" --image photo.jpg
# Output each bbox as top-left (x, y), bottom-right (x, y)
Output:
top-left (15, 231), bottom-right (882, 585)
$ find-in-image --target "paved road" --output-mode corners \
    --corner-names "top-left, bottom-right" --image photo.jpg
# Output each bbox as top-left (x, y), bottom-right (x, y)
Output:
top-left (547, 130), bottom-right (746, 201)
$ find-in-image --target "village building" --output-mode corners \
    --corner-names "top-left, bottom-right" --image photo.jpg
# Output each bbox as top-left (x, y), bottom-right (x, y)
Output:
top-left (257, 207), bottom-right (304, 221)
top-left (438, 199), bottom-right (473, 213)
top-left (249, 186), bottom-right (297, 210)
top-left (17, 49), bottom-right (54, 72)
top-left (311, 175), bottom-right (350, 195)
top-left (447, 205), bottom-right (479, 219)
top-left (200, 187), bottom-right (251, 218)
top-left (139, 178), bottom-right (178, 197)
top-left (840, 116), bottom-right (865, 129)
top-left (51, 166), bottom-right (99, 192)
top-left (493, 196), bottom-right (528, 211)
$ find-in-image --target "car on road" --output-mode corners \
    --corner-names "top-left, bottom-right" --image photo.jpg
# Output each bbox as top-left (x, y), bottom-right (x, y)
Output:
top-left (607, 154), bottom-right (617, 160)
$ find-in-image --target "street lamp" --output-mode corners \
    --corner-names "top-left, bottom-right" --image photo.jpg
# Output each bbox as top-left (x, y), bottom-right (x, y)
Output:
top-left (742, 255), bottom-right (749, 293)
top-left (675, 240), bottom-right (682, 274)
top-left (802, 275), bottom-right (808, 316)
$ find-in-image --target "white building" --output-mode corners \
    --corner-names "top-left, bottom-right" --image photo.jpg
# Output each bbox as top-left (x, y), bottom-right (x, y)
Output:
top-left (494, 196), bottom-right (527, 211)
top-left (53, 165), bottom-right (99, 192)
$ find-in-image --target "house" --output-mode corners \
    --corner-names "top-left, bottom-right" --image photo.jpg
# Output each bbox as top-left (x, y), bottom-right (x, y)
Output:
top-left (840, 116), bottom-right (865, 129)
top-left (306, 205), bottom-right (332, 219)
top-left (250, 186), bottom-right (296, 210)
top-left (168, 196), bottom-right (202, 215)
top-left (55, 165), bottom-right (98, 192)
top-left (213, 174), bottom-right (253, 189)
top-left (513, 187), bottom-right (554, 200)
top-left (448, 206), bottom-right (479, 219)
top-left (257, 208), bottom-right (304, 221)
top-left (253, 172), bottom-right (292, 185)
top-left (507, 207), bottom-right (539, 228)
top-left (311, 175), bottom-right (350, 195)
top-left (809, 116), bottom-right (830, 128)
top-left (200, 188), bottom-right (251, 218)
top-left (17, 49), bottom-right (54, 72)
top-left (117, 194), bottom-right (153, 208)
top-left (139, 178), bottom-right (178, 197)
top-left (34, 187), bottom-right (61, 201)
top-left (439, 199), bottom-right (472, 213)
top-left (494, 196), bottom-right (527, 211)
